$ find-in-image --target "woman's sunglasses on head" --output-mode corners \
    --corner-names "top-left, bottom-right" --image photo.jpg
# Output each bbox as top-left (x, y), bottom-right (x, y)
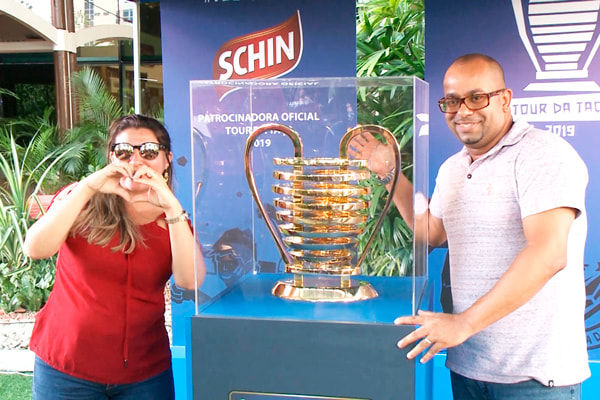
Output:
top-left (111, 142), bottom-right (167, 161)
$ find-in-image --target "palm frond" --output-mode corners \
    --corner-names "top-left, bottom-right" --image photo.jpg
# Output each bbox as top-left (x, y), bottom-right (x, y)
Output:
top-left (71, 67), bottom-right (123, 128)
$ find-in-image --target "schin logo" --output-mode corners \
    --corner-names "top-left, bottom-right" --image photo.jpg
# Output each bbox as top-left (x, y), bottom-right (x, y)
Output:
top-left (512, 0), bottom-right (600, 92)
top-left (212, 10), bottom-right (303, 100)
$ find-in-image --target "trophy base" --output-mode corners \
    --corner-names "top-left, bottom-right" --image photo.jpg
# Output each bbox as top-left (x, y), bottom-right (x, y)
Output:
top-left (272, 275), bottom-right (378, 302)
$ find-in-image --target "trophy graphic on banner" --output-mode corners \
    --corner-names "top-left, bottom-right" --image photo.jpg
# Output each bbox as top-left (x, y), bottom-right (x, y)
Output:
top-left (511, 0), bottom-right (600, 91)
top-left (244, 123), bottom-right (401, 302)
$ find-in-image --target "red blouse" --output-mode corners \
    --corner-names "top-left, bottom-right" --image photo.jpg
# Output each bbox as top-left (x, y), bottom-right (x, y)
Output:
top-left (30, 219), bottom-right (173, 384)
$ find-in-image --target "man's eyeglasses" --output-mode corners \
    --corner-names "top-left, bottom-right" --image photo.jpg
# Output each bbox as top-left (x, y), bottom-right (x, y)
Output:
top-left (111, 142), bottom-right (167, 161)
top-left (438, 89), bottom-right (506, 113)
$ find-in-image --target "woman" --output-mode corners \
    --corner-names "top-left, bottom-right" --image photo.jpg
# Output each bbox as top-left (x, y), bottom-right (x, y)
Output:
top-left (24, 114), bottom-right (206, 399)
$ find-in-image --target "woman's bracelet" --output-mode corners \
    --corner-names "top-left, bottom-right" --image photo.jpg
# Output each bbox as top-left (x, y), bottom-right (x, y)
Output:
top-left (377, 168), bottom-right (396, 185)
top-left (165, 210), bottom-right (189, 224)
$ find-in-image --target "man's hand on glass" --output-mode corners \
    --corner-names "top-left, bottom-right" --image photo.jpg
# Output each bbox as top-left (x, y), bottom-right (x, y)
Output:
top-left (347, 131), bottom-right (396, 178)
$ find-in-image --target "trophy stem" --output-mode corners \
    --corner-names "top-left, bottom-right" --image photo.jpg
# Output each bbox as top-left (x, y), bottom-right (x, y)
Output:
top-left (341, 275), bottom-right (351, 288)
top-left (293, 273), bottom-right (304, 287)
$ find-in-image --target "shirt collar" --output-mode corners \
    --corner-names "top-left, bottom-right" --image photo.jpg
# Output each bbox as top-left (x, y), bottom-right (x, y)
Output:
top-left (457, 118), bottom-right (532, 163)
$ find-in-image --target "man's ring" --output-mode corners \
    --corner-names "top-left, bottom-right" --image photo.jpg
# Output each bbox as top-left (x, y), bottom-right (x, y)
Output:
top-left (424, 337), bottom-right (432, 345)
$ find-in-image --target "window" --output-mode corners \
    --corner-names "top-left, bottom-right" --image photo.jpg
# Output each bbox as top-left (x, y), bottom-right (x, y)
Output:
top-left (123, 9), bottom-right (133, 23)
top-left (85, 0), bottom-right (94, 27)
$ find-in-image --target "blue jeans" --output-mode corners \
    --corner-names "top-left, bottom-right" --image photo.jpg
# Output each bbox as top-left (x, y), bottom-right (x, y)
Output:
top-left (450, 371), bottom-right (581, 400)
top-left (32, 356), bottom-right (175, 400)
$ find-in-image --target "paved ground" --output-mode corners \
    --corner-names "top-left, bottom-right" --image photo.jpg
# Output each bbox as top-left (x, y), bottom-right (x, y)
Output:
top-left (0, 317), bottom-right (35, 372)
top-left (0, 349), bottom-right (34, 372)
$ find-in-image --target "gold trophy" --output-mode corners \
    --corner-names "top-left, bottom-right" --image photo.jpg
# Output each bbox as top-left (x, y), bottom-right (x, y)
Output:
top-left (244, 123), bottom-right (400, 302)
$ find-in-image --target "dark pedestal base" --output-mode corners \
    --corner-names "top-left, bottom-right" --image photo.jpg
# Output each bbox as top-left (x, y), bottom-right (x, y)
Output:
top-left (190, 274), bottom-right (418, 399)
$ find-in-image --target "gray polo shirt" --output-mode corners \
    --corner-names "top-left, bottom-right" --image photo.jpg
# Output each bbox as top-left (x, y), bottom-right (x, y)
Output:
top-left (429, 119), bottom-right (590, 386)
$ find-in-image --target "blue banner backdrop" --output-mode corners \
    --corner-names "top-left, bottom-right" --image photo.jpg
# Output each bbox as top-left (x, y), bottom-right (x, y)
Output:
top-left (425, 0), bottom-right (600, 360)
top-left (160, 0), bottom-right (357, 347)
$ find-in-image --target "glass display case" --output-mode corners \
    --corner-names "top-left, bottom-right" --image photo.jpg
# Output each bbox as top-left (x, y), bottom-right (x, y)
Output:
top-left (188, 77), bottom-right (429, 400)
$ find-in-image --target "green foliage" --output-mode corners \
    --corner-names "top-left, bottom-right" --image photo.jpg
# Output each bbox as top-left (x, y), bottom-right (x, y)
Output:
top-left (71, 66), bottom-right (124, 128)
top-left (0, 67), bottom-right (126, 312)
top-left (357, 0), bottom-right (425, 79)
top-left (355, 83), bottom-right (416, 276)
top-left (60, 67), bottom-right (163, 181)
top-left (355, 0), bottom-right (425, 276)
top-left (0, 135), bottom-right (72, 311)
top-left (0, 88), bottom-right (18, 101)
top-left (359, 183), bottom-right (414, 276)
top-left (0, 66), bottom-right (135, 312)
top-left (0, 109), bottom-right (74, 194)
top-left (58, 67), bottom-right (125, 181)
top-left (14, 83), bottom-right (56, 119)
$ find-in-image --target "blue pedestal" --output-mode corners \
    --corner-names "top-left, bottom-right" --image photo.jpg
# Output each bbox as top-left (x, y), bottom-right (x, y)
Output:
top-left (197, 273), bottom-right (419, 321)
top-left (189, 273), bottom-right (424, 399)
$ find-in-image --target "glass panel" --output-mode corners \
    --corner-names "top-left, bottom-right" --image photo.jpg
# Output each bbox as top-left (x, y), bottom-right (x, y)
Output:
top-left (75, 2), bottom-right (163, 115)
top-left (77, 39), bottom-right (120, 59)
top-left (412, 77), bottom-right (430, 314)
top-left (191, 77), bottom-right (428, 322)
top-left (122, 64), bottom-right (164, 115)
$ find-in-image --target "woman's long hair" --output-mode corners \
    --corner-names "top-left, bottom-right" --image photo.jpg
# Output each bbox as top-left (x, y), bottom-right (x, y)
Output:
top-left (70, 115), bottom-right (173, 253)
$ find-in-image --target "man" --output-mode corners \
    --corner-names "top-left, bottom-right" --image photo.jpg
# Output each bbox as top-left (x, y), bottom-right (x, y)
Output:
top-left (349, 53), bottom-right (589, 399)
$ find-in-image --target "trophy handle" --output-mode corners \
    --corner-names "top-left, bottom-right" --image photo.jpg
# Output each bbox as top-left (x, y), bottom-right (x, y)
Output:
top-left (339, 124), bottom-right (401, 271)
top-left (244, 123), bottom-right (304, 266)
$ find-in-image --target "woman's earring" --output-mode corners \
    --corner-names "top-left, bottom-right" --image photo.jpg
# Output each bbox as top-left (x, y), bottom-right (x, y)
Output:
top-left (163, 170), bottom-right (169, 182)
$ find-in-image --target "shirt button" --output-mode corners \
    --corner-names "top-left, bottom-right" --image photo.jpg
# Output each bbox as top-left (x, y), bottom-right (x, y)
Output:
top-left (467, 173), bottom-right (472, 179)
